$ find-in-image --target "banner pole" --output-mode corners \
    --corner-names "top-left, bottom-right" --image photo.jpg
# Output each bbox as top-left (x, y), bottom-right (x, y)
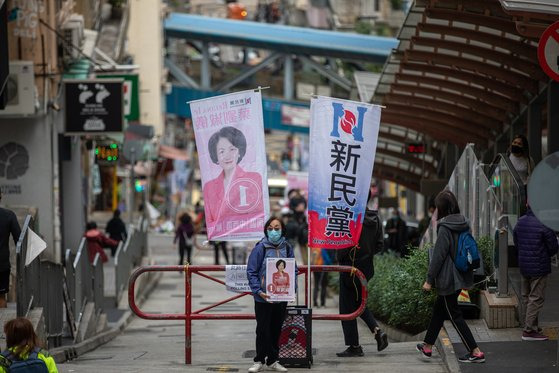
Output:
top-left (307, 245), bottom-right (311, 308)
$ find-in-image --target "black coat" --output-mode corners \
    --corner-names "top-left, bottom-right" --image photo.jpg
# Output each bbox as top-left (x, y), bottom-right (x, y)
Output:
top-left (337, 209), bottom-right (383, 281)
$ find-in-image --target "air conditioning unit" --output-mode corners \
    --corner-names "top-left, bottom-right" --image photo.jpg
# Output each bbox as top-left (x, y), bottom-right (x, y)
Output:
top-left (61, 14), bottom-right (85, 62)
top-left (0, 61), bottom-right (35, 116)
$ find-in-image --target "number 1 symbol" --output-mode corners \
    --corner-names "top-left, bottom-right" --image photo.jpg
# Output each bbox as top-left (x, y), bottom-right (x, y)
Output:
top-left (239, 185), bottom-right (248, 207)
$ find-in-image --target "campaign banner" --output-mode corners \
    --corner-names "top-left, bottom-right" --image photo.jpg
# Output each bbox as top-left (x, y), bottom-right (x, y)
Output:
top-left (308, 96), bottom-right (381, 249)
top-left (225, 265), bottom-right (251, 293)
top-left (266, 258), bottom-right (296, 302)
top-left (190, 90), bottom-right (269, 241)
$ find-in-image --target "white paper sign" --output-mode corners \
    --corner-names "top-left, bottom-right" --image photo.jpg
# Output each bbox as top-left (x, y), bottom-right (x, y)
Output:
top-left (26, 228), bottom-right (47, 266)
top-left (266, 258), bottom-right (296, 302)
top-left (225, 265), bottom-right (251, 293)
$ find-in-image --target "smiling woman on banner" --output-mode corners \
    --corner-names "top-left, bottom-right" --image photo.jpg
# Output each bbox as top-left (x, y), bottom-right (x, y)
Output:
top-left (246, 216), bottom-right (295, 372)
top-left (203, 126), bottom-right (264, 237)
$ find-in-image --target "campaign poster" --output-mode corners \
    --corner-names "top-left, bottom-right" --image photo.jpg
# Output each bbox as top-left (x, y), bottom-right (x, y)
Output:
top-left (266, 258), bottom-right (296, 302)
top-left (307, 96), bottom-right (381, 249)
top-left (190, 91), bottom-right (270, 241)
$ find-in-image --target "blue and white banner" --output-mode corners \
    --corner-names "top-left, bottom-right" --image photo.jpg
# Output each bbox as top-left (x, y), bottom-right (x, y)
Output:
top-left (308, 96), bottom-right (381, 249)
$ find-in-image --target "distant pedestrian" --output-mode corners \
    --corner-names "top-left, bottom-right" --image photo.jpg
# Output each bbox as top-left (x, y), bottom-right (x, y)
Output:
top-left (0, 317), bottom-right (58, 372)
top-left (336, 202), bottom-right (388, 357)
top-left (246, 216), bottom-right (295, 372)
top-left (385, 208), bottom-right (408, 256)
top-left (105, 209), bottom-right (127, 256)
top-left (84, 222), bottom-right (115, 264)
top-left (507, 134), bottom-right (535, 185)
top-left (174, 213), bottom-right (194, 265)
top-left (0, 190), bottom-right (21, 308)
top-left (513, 206), bottom-right (558, 341)
top-left (211, 241), bottom-right (229, 265)
top-left (417, 190), bottom-right (485, 363)
top-left (310, 247), bottom-right (328, 308)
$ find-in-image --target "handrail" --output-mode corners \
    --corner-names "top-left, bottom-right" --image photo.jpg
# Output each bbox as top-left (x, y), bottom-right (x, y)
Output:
top-left (128, 264), bottom-right (368, 364)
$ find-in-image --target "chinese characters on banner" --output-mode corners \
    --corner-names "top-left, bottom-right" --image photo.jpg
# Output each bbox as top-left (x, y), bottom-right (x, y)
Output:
top-left (308, 97), bottom-right (381, 249)
top-left (266, 258), bottom-right (296, 302)
top-left (190, 91), bottom-right (270, 241)
top-left (225, 265), bottom-right (251, 293)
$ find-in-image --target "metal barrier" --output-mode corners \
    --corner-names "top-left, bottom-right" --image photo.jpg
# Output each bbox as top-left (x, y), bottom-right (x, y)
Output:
top-left (92, 253), bottom-right (105, 312)
top-left (16, 215), bottom-right (64, 346)
top-left (128, 264), bottom-right (368, 364)
top-left (72, 238), bottom-right (94, 323)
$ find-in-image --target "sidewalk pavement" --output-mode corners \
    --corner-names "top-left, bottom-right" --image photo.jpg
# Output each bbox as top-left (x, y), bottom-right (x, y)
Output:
top-left (57, 231), bottom-right (448, 372)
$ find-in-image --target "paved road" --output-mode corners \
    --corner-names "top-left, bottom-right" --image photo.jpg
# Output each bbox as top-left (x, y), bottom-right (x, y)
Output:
top-left (58, 232), bottom-right (447, 373)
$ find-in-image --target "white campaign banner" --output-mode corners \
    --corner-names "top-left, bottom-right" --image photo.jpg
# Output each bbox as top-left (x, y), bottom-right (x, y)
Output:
top-left (307, 96), bottom-right (381, 249)
top-left (190, 90), bottom-right (269, 241)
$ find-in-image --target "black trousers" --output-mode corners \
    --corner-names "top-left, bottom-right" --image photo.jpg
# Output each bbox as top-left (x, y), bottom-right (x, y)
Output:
top-left (424, 291), bottom-right (478, 352)
top-left (254, 301), bottom-right (287, 365)
top-left (313, 272), bottom-right (328, 306)
top-left (339, 272), bottom-right (378, 346)
top-left (213, 242), bottom-right (229, 265)
top-left (178, 244), bottom-right (192, 265)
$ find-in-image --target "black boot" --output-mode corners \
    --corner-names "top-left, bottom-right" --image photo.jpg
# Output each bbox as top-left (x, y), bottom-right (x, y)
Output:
top-left (375, 329), bottom-right (388, 351)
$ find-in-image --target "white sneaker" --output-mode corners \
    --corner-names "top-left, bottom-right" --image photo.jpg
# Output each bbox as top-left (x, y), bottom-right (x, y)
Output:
top-left (268, 361), bottom-right (288, 372)
top-left (248, 362), bottom-right (264, 372)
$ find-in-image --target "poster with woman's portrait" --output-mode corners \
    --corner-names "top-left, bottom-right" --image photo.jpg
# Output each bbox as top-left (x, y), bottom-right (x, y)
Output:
top-left (190, 91), bottom-right (270, 241)
top-left (266, 258), bottom-right (296, 302)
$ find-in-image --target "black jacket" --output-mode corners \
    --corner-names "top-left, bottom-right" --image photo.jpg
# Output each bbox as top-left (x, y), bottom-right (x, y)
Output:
top-left (0, 208), bottom-right (21, 271)
top-left (106, 217), bottom-right (127, 242)
top-left (337, 209), bottom-right (383, 281)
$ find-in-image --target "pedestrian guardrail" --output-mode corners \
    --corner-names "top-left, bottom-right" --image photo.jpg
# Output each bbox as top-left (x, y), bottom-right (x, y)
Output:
top-left (16, 215), bottom-right (64, 347)
top-left (128, 264), bottom-right (368, 364)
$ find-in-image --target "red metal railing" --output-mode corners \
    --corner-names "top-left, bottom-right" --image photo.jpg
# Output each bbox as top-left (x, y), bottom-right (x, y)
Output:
top-left (128, 265), bottom-right (368, 364)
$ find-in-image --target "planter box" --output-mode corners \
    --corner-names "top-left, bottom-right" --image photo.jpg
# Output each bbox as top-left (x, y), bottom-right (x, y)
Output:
top-left (480, 290), bottom-right (519, 328)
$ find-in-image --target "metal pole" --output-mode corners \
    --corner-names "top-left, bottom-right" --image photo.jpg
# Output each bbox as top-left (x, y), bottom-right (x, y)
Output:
top-left (185, 268), bottom-right (192, 364)
top-left (201, 42), bottom-right (211, 90)
top-left (129, 148), bottom-right (136, 226)
top-left (307, 245), bottom-right (311, 308)
top-left (284, 54), bottom-right (293, 100)
top-left (497, 215), bottom-right (509, 297)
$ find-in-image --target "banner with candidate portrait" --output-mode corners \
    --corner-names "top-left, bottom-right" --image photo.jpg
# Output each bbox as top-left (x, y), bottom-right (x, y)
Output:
top-left (190, 90), bottom-right (269, 241)
top-left (307, 96), bottom-right (381, 249)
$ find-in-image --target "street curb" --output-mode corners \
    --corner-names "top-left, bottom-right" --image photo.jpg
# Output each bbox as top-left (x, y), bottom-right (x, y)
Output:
top-left (50, 271), bottom-right (163, 363)
top-left (435, 327), bottom-right (461, 373)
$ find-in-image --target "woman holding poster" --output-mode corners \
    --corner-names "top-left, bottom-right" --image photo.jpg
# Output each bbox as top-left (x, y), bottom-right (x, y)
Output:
top-left (203, 126), bottom-right (264, 237)
top-left (246, 217), bottom-right (295, 372)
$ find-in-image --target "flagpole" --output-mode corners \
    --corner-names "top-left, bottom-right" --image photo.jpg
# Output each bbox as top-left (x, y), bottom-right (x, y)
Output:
top-left (307, 245), bottom-right (311, 308)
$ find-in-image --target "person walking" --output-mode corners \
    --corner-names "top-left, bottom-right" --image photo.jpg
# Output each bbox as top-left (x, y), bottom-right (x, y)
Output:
top-left (311, 247), bottom-right (328, 308)
top-left (0, 190), bottom-right (21, 308)
top-left (417, 190), bottom-right (485, 363)
top-left (84, 222), bottom-right (115, 264)
top-left (105, 209), bottom-right (127, 256)
top-left (246, 216), bottom-right (295, 372)
top-left (0, 317), bottom-right (58, 372)
top-left (336, 206), bottom-right (388, 357)
top-left (385, 208), bottom-right (408, 256)
top-left (174, 213), bottom-right (195, 265)
top-left (513, 206), bottom-right (558, 341)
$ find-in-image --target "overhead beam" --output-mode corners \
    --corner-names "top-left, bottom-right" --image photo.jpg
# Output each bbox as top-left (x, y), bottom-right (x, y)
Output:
top-left (165, 58), bottom-right (200, 89)
top-left (213, 52), bottom-right (282, 92)
top-left (299, 55), bottom-right (353, 91)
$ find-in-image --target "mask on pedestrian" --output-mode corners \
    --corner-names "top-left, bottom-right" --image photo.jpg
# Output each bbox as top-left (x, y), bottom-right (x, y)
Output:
top-left (268, 229), bottom-right (282, 244)
top-left (510, 145), bottom-right (523, 154)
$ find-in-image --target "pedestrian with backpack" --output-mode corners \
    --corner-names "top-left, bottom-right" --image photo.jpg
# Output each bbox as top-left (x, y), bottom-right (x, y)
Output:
top-left (0, 317), bottom-right (57, 372)
top-left (417, 190), bottom-right (485, 364)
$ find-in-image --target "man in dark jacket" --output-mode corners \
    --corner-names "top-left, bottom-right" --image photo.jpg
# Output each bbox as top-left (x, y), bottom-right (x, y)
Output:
top-left (513, 207), bottom-right (558, 341)
top-left (0, 190), bottom-right (21, 308)
top-left (336, 208), bottom-right (388, 357)
top-left (105, 209), bottom-right (127, 256)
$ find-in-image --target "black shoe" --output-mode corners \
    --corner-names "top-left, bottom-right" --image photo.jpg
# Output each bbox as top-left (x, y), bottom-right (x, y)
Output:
top-left (336, 346), bottom-right (364, 357)
top-left (375, 330), bottom-right (388, 351)
top-left (416, 343), bottom-right (432, 358)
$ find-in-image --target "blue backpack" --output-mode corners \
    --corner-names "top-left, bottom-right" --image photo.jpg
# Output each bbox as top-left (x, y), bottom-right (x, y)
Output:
top-left (0, 348), bottom-right (49, 373)
top-left (454, 231), bottom-right (481, 272)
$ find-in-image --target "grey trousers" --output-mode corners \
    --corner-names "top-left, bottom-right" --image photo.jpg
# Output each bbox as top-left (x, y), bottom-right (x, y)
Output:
top-left (521, 275), bottom-right (548, 332)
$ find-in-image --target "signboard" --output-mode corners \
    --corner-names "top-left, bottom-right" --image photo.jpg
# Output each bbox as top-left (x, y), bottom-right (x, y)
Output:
top-left (406, 142), bottom-right (426, 154)
top-left (225, 265), bottom-right (251, 293)
top-left (97, 74), bottom-right (140, 121)
top-left (538, 21), bottom-right (559, 82)
top-left (265, 258), bottom-right (295, 302)
top-left (190, 90), bottom-right (270, 241)
top-left (64, 79), bottom-right (124, 134)
top-left (307, 96), bottom-right (381, 249)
